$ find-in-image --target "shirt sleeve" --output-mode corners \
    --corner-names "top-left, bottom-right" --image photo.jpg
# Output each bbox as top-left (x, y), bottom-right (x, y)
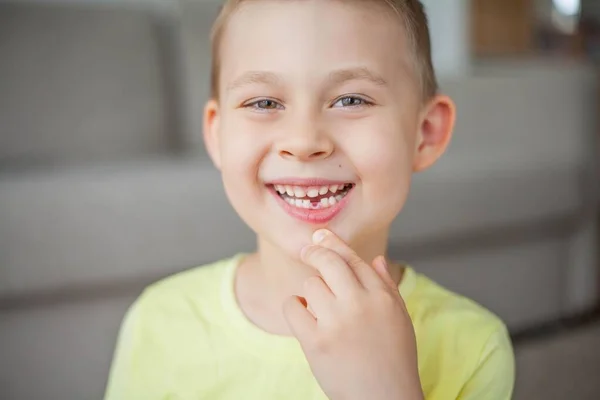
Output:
top-left (103, 297), bottom-right (175, 400)
top-left (104, 301), bottom-right (141, 400)
top-left (458, 325), bottom-right (516, 400)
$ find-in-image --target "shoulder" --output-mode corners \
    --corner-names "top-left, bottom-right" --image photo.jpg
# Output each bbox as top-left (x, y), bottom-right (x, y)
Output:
top-left (105, 256), bottom-right (242, 399)
top-left (126, 254), bottom-right (243, 329)
top-left (404, 269), bottom-right (515, 398)
top-left (113, 254), bottom-right (243, 367)
top-left (406, 269), bottom-right (508, 340)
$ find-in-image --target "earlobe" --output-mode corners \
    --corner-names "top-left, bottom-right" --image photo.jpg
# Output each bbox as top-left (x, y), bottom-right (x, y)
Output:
top-left (203, 99), bottom-right (222, 170)
top-left (412, 95), bottom-right (456, 172)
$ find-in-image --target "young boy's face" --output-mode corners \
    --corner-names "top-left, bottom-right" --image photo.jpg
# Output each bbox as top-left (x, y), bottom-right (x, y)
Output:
top-left (205, 0), bottom-right (453, 257)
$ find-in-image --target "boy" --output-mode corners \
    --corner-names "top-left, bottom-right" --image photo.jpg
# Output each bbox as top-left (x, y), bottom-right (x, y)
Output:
top-left (105, 0), bottom-right (515, 399)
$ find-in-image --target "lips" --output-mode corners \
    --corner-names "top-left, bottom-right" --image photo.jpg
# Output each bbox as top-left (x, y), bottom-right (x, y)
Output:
top-left (266, 180), bottom-right (355, 224)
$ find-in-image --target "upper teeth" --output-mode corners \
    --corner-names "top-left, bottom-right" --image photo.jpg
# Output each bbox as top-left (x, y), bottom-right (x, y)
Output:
top-left (274, 184), bottom-right (347, 198)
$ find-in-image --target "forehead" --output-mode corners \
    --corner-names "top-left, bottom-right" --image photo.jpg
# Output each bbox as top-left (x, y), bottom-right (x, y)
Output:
top-left (218, 0), bottom-right (416, 91)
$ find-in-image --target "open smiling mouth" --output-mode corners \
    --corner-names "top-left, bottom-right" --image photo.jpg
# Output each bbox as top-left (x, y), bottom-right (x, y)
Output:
top-left (269, 183), bottom-right (355, 210)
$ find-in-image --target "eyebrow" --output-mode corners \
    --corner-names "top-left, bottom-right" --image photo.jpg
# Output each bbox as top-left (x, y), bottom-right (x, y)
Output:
top-left (327, 67), bottom-right (388, 87)
top-left (226, 66), bottom-right (388, 93)
top-left (227, 71), bottom-right (283, 92)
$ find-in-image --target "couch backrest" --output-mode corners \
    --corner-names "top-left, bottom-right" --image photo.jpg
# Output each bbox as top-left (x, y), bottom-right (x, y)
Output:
top-left (0, 2), bottom-right (179, 167)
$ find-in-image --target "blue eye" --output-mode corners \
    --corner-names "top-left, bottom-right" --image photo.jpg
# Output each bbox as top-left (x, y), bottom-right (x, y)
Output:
top-left (244, 99), bottom-right (284, 111)
top-left (332, 96), bottom-right (372, 108)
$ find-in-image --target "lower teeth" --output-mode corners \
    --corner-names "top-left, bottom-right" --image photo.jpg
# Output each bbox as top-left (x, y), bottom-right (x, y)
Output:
top-left (280, 188), bottom-right (350, 209)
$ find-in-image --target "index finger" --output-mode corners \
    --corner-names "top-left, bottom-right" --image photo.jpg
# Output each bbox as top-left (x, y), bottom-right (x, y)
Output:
top-left (301, 244), bottom-right (362, 297)
top-left (313, 229), bottom-right (383, 289)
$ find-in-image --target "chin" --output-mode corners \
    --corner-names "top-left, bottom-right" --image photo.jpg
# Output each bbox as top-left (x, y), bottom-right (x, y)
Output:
top-left (255, 229), bottom-right (308, 261)
top-left (278, 221), bottom-right (361, 256)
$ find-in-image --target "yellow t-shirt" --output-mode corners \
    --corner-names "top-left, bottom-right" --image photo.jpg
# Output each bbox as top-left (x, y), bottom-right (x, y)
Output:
top-left (105, 255), bottom-right (515, 400)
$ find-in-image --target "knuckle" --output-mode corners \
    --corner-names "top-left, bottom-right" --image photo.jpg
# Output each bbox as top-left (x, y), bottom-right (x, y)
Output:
top-left (348, 296), bottom-right (368, 316)
top-left (303, 276), bottom-right (322, 292)
top-left (321, 250), bottom-right (339, 266)
top-left (311, 332), bottom-right (334, 353)
top-left (305, 245), bottom-right (326, 260)
top-left (347, 257), bottom-right (364, 270)
top-left (374, 289), bottom-right (397, 308)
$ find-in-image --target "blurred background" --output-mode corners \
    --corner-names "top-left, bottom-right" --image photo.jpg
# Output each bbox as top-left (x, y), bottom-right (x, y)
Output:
top-left (0, 0), bottom-right (599, 398)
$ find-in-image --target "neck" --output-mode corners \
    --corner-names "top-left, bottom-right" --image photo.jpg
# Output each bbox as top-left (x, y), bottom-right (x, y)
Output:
top-left (254, 229), bottom-right (390, 298)
top-left (234, 228), bottom-right (396, 336)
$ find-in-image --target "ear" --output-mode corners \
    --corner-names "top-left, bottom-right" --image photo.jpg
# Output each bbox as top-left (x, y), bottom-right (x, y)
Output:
top-left (203, 99), bottom-right (222, 170)
top-left (412, 95), bottom-right (456, 172)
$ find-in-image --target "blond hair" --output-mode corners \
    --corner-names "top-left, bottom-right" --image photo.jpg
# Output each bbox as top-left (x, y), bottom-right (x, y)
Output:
top-left (209, 0), bottom-right (437, 101)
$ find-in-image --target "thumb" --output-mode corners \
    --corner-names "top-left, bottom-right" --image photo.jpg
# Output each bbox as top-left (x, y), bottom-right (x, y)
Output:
top-left (373, 255), bottom-right (397, 290)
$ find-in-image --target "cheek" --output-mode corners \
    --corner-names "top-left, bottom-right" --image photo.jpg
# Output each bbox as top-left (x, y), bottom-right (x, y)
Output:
top-left (341, 121), bottom-right (415, 225)
top-left (345, 124), bottom-right (414, 186)
top-left (218, 118), bottom-right (267, 230)
top-left (219, 117), bottom-right (268, 178)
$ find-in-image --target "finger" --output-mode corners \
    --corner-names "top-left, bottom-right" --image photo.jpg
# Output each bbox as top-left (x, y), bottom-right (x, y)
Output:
top-left (373, 256), bottom-right (397, 290)
top-left (301, 244), bottom-right (361, 296)
top-left (282, 296), bottom-right (316, 342)
top-left (303, 275), bottom-right (335, 318)
top-left (373, 258), bottom-right (410, 315)
top-left (313, 229), bottom-right (381, 288)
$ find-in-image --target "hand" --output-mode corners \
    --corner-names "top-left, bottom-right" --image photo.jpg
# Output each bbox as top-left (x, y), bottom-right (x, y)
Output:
top-left (282, 230), bottom-right (423, 400)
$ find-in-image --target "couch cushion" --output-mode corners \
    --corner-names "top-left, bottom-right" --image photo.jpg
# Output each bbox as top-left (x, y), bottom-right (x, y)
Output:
top-left (0, 3), bottom-right (175, 166)
top-left (0, 154), bottom-right (586, 300)
top-left (0, 293), bottom-right (135, 400)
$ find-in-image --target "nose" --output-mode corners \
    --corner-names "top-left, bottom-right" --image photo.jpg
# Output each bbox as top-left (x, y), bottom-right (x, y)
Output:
top-left (276, 120), bottom-right (334, 162)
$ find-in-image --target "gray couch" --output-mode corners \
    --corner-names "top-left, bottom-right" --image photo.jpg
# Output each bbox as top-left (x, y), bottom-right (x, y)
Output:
top-left (0, 2), bottom-right (598, 399)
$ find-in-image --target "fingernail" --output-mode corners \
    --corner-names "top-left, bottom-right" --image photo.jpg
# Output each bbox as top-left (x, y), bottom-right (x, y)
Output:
top-left (374, 256), bottom-right (387, 270)
top-left (312, 229), bottom-right (328, 244)
top-left (381, 256), bottom-right (388, 269)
